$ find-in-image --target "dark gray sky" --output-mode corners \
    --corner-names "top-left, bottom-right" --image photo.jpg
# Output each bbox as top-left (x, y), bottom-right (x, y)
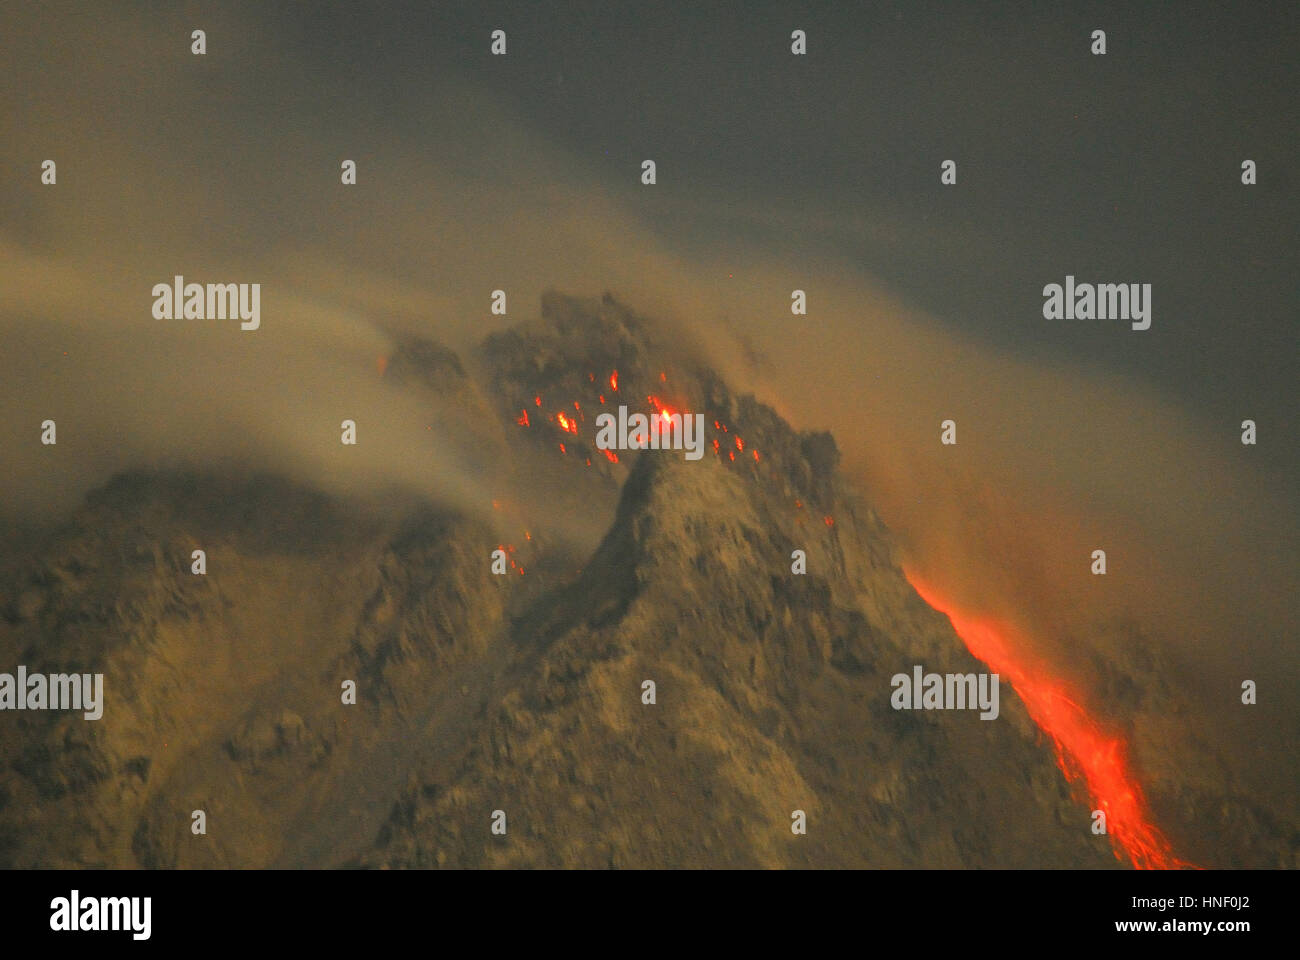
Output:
top-left (259, 0), bottom-right (1299, 472)
top-left (12, 0), bottom-right (1291, 459)
top-left (2, 0), bottom-right (1296, 835)
top-left (3, 0), bottom-right (1293, 593)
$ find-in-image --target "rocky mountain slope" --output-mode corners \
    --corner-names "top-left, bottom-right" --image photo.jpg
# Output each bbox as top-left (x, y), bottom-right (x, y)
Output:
top-left (0, 292), bottom-right (1285, 868)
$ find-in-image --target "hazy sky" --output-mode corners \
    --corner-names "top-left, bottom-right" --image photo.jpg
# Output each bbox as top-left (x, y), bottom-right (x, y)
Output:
top-left (269, 0), bottom-right (1298, 464)
top-left (8, 0), bottom-right (1295, 454)
top-left (2, 0), bottom-right (1296, 813)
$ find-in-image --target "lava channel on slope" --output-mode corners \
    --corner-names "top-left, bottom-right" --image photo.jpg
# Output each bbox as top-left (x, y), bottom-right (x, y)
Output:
top-left (905, 572), bottom-right (1196, 870)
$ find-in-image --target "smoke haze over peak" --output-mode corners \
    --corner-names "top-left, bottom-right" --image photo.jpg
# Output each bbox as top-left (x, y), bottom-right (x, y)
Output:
top-left (2, 0), bottom-right (1295, 844)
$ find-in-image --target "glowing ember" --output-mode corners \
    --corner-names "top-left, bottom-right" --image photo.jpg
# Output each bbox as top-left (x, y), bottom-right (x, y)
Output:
top-left (603, 449), bottom-right (619, 463)
top-left (823, 516), bottom-right (834, 526)
top-left (516, 409), bottom-right (530, 427)
top-left (735, 436), bottom-right (744, 451)
top-left (555, 411), bottom-right (578, 434)
top-left (559, 443), bottom-right (566, 454)
top-left (659, 371), bottom-right (667, 382)
top-left (534, 396), bottom-right (542, 406)
top-left (609, 370), bottom-right (619, 392)
top-left (905, 573), bottom-right (1195, 871)
top-left (752, 450), bottom-right (760, 462)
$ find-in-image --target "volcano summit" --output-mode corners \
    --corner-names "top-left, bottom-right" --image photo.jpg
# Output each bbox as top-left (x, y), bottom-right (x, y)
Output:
top-left (0, 292), bottom-right (1283, 869)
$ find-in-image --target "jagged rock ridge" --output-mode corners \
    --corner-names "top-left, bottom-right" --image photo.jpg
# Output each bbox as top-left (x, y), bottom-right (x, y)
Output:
top-left (0, 292), bottom-right (1269, 868)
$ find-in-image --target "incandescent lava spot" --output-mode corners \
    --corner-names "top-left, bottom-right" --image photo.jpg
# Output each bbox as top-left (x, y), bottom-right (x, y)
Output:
top-left (905, 572), bottom-right (1196, 870)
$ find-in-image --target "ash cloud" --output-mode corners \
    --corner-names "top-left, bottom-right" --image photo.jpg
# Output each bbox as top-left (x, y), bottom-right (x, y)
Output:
top-left (2, 1), bottom-right (1295, 827)
top-left (0, 4), bottom-right (647, 529)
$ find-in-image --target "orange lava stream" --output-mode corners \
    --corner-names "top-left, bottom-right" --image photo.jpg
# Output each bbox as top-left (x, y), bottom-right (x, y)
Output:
top-left (905, 572), bottom-right (1195, 870)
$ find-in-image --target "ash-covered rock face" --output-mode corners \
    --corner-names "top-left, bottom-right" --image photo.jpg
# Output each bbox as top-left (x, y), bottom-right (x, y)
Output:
top-left (0, 292), bottom-right (1280, 868)
top-left (363, 442), bottom-right (1116, 869)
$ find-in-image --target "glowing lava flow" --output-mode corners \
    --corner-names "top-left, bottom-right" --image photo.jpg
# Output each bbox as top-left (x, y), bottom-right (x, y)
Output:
top-left (905, 572), bottom-right (1195, 870)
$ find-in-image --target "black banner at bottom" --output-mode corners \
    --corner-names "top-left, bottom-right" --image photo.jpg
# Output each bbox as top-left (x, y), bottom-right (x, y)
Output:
top-left (0, 868), bottom-right (1286, 947)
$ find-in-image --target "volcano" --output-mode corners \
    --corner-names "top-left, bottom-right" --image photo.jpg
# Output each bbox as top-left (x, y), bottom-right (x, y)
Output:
top-left (0, 292), bottom-right (1284, 869)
